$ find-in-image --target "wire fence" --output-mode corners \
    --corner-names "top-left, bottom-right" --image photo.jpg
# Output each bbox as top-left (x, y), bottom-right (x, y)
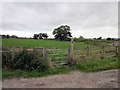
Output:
top-left (2, 43), bottom-right (119, 68)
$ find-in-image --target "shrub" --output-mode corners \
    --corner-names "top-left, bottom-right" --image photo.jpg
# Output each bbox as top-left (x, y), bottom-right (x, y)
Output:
top-left (64, 38), bottom-right (71, 41)
top-left (2, 49), bottom-right (49, 72)
top-left (2, 51), bottom-right (13, 69)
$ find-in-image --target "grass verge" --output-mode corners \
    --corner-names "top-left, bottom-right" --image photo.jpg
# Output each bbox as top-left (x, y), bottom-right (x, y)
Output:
top-left (2, 66), bottom-right (71, 79)
top-left (76, 57), bottom-right (118, 72)
top-left (2, 57), bottom-right (118, 79)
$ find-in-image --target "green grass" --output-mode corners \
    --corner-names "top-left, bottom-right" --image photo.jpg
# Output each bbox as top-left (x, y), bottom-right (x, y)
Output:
top-left (2, 39), bottom-right (118, 79)
top-left (2, 57), bottom-right (118, 79)
top-left (2, 39), bottom-right (70, 49)
top-left (2, 39), bottom-right (92, 49)
top-left (76, 57), bottom-right (118, 72)
top-left (2, 67), bottom-right (71, 79)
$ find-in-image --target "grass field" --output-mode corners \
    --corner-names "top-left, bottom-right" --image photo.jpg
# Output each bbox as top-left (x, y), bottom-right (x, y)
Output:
top-left (2, 39), bottom-right (93, 49)
top-left (2, 38), bottom-right (106, 66)
top-left (2, 38), bottom-right (118, 79)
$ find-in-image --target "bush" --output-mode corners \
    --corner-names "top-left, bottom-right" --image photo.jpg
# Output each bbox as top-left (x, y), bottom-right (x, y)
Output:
top-left (2, 51), bottom-right (13, 69)
top-left (64, 38), bottom-right (71, 41)
top-left (2, 49), bottom-right (49, 72)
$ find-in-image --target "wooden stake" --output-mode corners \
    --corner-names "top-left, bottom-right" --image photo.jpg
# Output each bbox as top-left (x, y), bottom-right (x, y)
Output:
top-left (43, 48), bottom-right (45, 57)
top-left (87, 46), bottom-right (90, 56)
top-left (67, 38), bottom-right (75, 65)
top-left (116, 46), bottom-right (118, 56)
top-left (102, 46), bottom-right (105, 59)
top-left (12, 46), bottom-right (15, 61)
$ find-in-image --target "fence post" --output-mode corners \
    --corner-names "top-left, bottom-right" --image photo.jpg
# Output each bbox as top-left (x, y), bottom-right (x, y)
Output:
top-left (68, 47), bottom-right (71, 65)
top-left (67, 38), bottom-right (74, 65)
top-left (87, 47), bottom-right (90, 56)
top-left (116, 46), bottom-right (118, 56)
top-left (71, 38), bottom-right (74, 60)
top-left (102, 46), bottom-right (105, 59)
top-left (87, 46), bottom-right (90, 59)
top-left (44, 48), bottom-right (48, 60)
top-left (43, 48), bottom-right (50, 67)
top-left (42, 48), bottom-right (48, 60)
top-left (12, 46), bottom-right (15, 61)
top-left (43, 48), bottom-right (45, 57)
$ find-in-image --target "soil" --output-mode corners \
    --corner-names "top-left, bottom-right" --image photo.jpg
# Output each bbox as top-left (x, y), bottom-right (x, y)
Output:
top-left (2, 69), bottom-right (119, 88)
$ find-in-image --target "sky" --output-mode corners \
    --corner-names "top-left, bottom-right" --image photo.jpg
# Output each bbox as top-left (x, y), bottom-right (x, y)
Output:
top-left (1, 1), bottom-right (118, 38)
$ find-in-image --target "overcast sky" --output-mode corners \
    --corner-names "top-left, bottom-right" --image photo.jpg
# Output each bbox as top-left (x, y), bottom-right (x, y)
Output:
top-left (1, 2), bottom-right (118, 38)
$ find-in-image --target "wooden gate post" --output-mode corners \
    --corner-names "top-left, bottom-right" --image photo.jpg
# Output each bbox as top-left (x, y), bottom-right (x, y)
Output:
top-left (67, 38), bottom-right (74, 65)
top-left (43, 48), bottom-right (50, 67)
top-left (42, 48), bottom-right (48, 60)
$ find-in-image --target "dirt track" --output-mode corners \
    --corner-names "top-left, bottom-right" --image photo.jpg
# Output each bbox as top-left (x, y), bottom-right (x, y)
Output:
top-left (2, 69), bottom-right (119, 88)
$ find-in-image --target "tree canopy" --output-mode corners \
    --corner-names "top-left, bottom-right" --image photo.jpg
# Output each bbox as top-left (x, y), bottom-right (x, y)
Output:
top-left (33, 33), bottom-right (48, 39)
top-left (53, 25), bottom-right (72, 41)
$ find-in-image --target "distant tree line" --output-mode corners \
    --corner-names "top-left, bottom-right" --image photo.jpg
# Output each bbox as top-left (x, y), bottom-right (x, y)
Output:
top-left (93, 37), bottom-right (102, 40)
top-left (106, 37), bottom-right (120, 41)
top-left (93, 37), bottom-right (120, 41)
top-left (1, 25), bottom-right (119, 41)
top-left (0, 34), bottom-right (18, 39)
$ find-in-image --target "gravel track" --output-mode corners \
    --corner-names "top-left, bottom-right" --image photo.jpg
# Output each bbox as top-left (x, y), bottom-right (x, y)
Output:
top-left (2, 69), bottom-right (119, 88)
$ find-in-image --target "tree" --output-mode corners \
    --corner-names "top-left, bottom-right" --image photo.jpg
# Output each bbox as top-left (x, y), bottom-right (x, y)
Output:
top-left (42, 33), bottom-right (48, 39)
top-left (6, 35), bottom-right (10, 38)
top-left (97, 36), bottom-right (102, 40)
top-left (39, 33), bottom-right (43, 39)
top-left (2, 35), bottom-right (6, 38)
top-left (33, 33), bottom-right (48, 39)
top-left (11, 35), bottom-right (18, 38)
top-left (33, 34), bottom-right (39, 39)
top-left (79, 35), bottom-right (83, 38)
top-left (107, 37), bottom-right (111, 40)
top-left (53, 25), bottom-right (72, 41)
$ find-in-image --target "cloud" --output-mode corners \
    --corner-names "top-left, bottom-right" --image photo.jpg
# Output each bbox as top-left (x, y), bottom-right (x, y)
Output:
top-left (1, 2), bottom-right (118, 38)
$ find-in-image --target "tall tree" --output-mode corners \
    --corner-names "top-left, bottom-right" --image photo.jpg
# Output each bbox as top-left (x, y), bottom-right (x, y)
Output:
top-left (33, 34), bottom-right (39, 39)
top-left (42, 33), bottom-right (48, 39)
top-left (53, 25), bottom-right (72, 41)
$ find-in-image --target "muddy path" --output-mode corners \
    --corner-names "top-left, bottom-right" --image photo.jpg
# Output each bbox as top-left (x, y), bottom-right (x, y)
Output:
top-left (2, 69), bottom-right (119, 88)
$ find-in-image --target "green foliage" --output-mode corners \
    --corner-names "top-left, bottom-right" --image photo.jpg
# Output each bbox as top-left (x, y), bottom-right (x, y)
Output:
top-left (2, 49), bottom-right (49, 72)
top-left (64, 38), bottom-right (71, 41)
top-left (76, 57), bottom-right (118, 72)
top-left (2, 57), bottom-right (118, 79)
top-left (2, 38), bottom-right (118, 79)
top-left (53, 25), bottom-right (72, 41)
top-left (2, 50), bottom-right (13, 69)
top-left (74, 38), bottom-right (112, 47)
top-left (2, 67), bottom-right (71, 79)
top-left (74, 38), bottom-right (90, 42)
